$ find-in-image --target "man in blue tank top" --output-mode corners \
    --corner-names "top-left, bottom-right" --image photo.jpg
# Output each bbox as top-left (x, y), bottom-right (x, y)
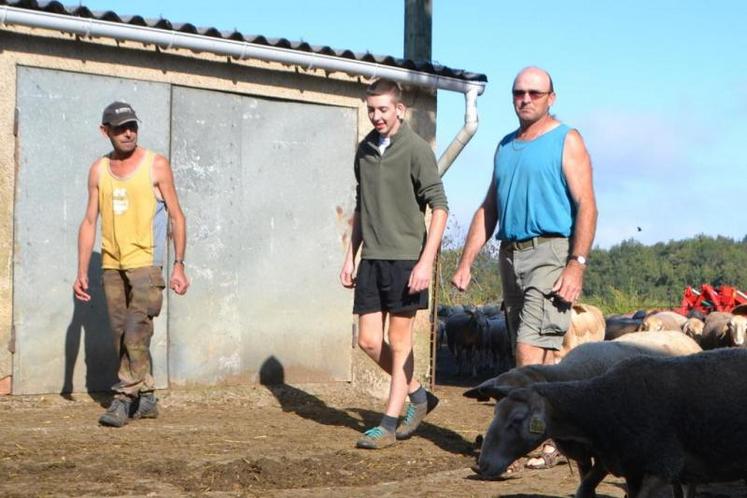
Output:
top-left (452, 67), bottom-right (597, 470)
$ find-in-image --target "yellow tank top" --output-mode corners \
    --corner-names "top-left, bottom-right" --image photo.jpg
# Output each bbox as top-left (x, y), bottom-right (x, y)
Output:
top-left (98, 150), bottom-right (168, 269)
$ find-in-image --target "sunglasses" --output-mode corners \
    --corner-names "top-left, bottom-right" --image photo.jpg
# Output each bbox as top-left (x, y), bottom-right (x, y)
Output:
top-left (512, 89), bottom-right (552, 100)
top-left (108, 122), bottom-right (139, 134)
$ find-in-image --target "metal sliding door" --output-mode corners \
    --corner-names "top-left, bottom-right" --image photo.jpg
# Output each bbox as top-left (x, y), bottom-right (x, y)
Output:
top-left (168, 86), bottom-right (357, 384)
top-left (13, 67), bottom-right (170, 394)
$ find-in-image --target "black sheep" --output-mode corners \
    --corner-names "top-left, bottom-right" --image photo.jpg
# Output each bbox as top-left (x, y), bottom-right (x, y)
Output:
top-left (519, 348), bottom-right (747, 497)
top-left (467, 334), bottom-right (701, 497)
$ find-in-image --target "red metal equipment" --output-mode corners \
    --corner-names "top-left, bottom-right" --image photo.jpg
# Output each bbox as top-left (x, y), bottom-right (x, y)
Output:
top-left (678, 284), bottom-right (747, 316)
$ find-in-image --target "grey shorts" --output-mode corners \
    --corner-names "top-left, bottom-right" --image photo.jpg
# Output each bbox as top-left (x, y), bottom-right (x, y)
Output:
top-left (499, 237), bottom-right (571, 351)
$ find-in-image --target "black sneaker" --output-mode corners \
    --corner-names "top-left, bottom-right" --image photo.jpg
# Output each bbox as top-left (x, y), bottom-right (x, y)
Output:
top-left (395, 391), bottom-right (439, 440)
top-left (99, 398), bottom-right (131, 428)
top-left (132, 392), bottom-right (159, 420)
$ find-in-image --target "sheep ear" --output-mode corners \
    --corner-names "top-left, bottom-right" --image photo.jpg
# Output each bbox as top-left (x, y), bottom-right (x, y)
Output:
top-left (572, 303), bottom-right (587, 314)
top-left (528, 415), bottom-right (546, 434)
top-left (463, 382), bottom-right (514, 401)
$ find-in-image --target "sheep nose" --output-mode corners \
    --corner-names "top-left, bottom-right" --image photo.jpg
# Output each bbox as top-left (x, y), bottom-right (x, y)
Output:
top-left (472, 457), bottom-right (495, 476)
top-left (471, 462), bottom-right (491, 476)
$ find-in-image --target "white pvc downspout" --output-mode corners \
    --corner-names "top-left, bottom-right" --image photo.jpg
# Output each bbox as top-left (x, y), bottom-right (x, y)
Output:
top-left (0, 5), bottom-right (484, 174)
top-left (437, 88), bottom-right (479, 177)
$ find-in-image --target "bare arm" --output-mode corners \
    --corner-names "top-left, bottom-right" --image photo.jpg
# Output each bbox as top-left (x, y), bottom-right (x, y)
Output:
top-left (451, 176), bottom-right (499, 291)
top-left (552, 129), bottom-right (598, 303)
top-left (73, 162), bottom-right (100, 302)
top-left (339, 211), bottom-right (363, 288)
top-left (408, 207), bottom-right (448, 294)
top-left (154, 155), bottom-right (189, 295)
top-left (341, 152), bottom-right (365, 289)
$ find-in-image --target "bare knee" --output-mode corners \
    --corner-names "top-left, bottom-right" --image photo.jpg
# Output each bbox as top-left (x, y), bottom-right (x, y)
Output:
top-left (387, 326), bottom-right (414, 354)
top-left (388, 335), bottom-right (412, 354)
top-left (515, 342), bottom-right (547, 366)
top-left (357, 312), bottom-right (385, 356)
top-left (358, 334), bottom-right (381, 355)
top-left (388, 313), bottom-right (415, 352)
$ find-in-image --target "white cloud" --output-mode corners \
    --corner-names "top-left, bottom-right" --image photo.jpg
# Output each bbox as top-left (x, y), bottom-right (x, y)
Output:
top-left (579, 107), bottom-right (746, 248)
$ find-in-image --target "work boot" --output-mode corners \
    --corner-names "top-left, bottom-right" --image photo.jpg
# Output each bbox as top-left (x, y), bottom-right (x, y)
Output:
top-left (132, 392), bottom-right (159, 420)
top-left (99, 398), bottom-right (131, 428)
top-left (356, 426), bottom-right (396, 449)
top-left (395, 390), bottom-right (439, 440)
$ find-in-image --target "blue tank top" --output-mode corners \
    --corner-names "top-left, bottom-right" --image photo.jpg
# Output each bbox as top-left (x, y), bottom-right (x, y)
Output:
top-left (494, 124), bottom-right (574, 241)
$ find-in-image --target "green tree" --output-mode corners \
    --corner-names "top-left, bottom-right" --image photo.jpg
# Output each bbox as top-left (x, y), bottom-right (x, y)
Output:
top-left (438, 234), bottom-right (747, 315)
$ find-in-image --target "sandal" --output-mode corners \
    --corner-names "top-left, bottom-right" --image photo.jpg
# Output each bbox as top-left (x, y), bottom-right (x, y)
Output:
top-left (505, 457), bottom-right (526, 475)
top-left (470, 457), bottom-right (527, 480)
top-left (525, 445), bottom-right (565, 470)
top-left (526, 439), bottom-right (552, 458)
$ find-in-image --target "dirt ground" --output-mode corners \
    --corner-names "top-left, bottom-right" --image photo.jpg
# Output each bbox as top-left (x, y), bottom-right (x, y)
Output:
top-left (1, 382), bottom-right (745, 498)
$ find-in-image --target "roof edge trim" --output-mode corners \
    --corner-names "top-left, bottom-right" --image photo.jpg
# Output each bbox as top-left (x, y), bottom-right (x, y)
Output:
top-left (1, 5), bottom-right (486, 95)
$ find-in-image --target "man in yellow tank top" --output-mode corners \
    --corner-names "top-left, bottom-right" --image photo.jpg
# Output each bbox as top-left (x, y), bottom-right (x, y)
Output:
top-left (73, 102), bottom-right (189, 427)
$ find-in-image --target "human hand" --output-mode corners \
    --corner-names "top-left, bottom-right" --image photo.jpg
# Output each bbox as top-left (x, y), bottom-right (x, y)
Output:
top-left (408, 260), bottom-right (432, 294)
top-left (552, 263), bottom-right (585, 303)
top-left (73, 275), bottom-right (91, 302)
top-left (451, 266), bottom-right (472, 292)
top-left (340, 259), bottom-right (356, 288)
top-left (170, 265), bottom-right (190, 295)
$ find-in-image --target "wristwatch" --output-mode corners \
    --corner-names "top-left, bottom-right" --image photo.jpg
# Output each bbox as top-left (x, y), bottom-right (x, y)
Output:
top-left (174, 259), bottom-right (185, 266)
top-left (568, 255), bottom-right (587, 266)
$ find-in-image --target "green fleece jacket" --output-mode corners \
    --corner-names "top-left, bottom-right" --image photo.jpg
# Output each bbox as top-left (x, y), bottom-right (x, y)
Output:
top-left (354, 121), bottom-right (449, 260)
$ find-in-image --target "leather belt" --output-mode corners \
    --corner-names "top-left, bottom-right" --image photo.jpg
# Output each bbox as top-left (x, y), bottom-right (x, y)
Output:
top-left (502, 235), bottom-right (565, 251)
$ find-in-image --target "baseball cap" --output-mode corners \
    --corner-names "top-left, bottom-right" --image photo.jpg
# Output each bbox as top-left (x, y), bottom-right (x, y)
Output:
top-left (101, 101), bottom-right (140, 127)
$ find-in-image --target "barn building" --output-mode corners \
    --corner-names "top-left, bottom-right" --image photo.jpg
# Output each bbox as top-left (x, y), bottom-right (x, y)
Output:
top-left (0, 1), bottom-right (486, 396)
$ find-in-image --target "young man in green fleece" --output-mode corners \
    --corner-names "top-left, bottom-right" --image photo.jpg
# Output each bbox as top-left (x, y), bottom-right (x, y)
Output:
top-left (340, 79), bottom-right (448, 449)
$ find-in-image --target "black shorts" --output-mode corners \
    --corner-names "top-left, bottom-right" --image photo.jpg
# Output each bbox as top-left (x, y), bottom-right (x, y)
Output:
top-left (353, 259), bottom-right (429, 315)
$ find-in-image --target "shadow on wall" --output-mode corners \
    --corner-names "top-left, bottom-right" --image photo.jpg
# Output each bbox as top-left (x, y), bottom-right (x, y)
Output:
top-left (61, 252), bottom-right (118, 404)
top-left (258, 355), bottom-right (475, 456)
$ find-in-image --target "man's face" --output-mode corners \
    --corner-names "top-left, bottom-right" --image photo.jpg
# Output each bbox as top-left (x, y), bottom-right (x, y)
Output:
top-left (366, 93), bottom-right (404, 138)
top-left (103, 122), bottom-right (139, 155)
top-left (512, 70), bottom-right (555, 124)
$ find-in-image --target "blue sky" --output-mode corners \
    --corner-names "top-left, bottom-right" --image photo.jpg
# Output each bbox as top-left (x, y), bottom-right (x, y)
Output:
top-left (81, 0), bottom-right (747, 248)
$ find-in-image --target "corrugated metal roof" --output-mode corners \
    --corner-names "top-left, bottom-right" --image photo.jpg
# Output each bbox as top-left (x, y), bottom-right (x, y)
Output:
top-left (0, 0), bottom-right (487, 83)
